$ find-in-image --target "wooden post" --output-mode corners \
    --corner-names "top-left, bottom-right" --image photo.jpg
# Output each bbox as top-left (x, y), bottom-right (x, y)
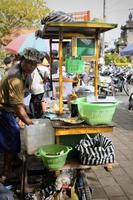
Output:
top-left (94, 31), bottom-right (100, 96)
top-left (49, 38), bottom-right (53, 91)
top-left (59, 31), bottom-right (63, 114)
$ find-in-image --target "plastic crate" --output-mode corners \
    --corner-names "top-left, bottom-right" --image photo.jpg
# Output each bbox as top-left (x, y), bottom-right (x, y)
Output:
top-left (77, 97), bottom-right (119, 125)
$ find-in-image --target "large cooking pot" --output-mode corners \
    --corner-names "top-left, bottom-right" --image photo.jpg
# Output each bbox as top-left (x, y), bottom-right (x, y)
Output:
top-left (75, 86), bottom-right (94, 97)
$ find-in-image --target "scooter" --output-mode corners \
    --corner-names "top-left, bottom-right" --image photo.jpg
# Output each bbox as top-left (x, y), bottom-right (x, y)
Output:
top-left (98, 75), bottom-right (113, 96)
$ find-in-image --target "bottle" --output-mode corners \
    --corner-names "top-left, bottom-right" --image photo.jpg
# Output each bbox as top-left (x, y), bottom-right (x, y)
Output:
top-left (70, 90), bottom-right (78, 117)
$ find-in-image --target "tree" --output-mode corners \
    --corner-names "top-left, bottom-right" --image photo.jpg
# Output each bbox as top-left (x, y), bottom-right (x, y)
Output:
top-left (105, 52), bottom-right (130, 66)
top-left (0, 0), bottom-right (51, 37)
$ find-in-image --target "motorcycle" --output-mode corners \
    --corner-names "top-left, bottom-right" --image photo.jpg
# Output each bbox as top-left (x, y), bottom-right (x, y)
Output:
top-left (98, 75), bottom-right (113, 96)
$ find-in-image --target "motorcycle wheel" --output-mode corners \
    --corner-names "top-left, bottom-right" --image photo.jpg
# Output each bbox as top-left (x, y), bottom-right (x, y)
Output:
top-left (122, 81), bottom-right (131, 96)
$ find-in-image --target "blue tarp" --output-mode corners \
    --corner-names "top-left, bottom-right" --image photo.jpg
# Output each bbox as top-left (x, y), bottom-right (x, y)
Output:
top-left (120, 43), bottom-right (133, 56)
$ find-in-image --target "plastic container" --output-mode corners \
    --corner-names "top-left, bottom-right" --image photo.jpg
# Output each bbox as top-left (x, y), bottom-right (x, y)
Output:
top-left (23, 119), bottom-right (55, 155)
top-left (53, 81), bottom-right (72, 98)
top-left (35, 144), bottom-right (72, 170)
top-left (77, 97), bottom-right (119, 125)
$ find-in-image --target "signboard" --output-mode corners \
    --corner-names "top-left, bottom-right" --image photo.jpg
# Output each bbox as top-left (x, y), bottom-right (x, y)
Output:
top-left (72, 37), bottom-right (96, 57)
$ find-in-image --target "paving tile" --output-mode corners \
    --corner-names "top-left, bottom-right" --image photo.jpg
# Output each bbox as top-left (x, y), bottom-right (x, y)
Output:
top-left (93, 199), bottom-right (108, 200)
top-left (98, 176), bottom-right (118, 187)
top-left (127, 196), bottom-right (133, 200)
top-left (109, 196), bottom-right (128, 200)
top-left (92, 167), bottom-right (112, 178)
top-left (92, 186), bottom-right (107, 199)
top-left (119, 160), bottom-right (133, 168)
top-left (121, 184), bottom-right (133, 198)
top-left (111, 167), bottom-right (128, 177)
top-left (103, 185), bottom-right (125, 197)
top-left (114, 174), bottom-right (133, 185)
top-left (122, 166), bottom-right (133, 178)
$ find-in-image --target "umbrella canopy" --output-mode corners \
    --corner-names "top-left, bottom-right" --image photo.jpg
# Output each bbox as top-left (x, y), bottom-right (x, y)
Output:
top-left (5, 32), bottom-right (58, 54)
top-left (120, 43), bottom-right (133, 56)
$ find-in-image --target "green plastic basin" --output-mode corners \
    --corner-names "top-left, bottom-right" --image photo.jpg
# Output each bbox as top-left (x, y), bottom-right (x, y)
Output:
top-left (76, 97), bottom-right (119, 126)
top-left (35, 144), bottom-right (72, 171)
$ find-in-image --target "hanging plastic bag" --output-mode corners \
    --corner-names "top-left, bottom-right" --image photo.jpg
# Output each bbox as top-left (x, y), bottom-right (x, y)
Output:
top-left (65, 56), bottom-right (85, 74)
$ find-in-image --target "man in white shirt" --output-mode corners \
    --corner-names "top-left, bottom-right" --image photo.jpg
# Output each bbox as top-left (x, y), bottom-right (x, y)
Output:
top-left (29, 53), bottom-right (50, 118)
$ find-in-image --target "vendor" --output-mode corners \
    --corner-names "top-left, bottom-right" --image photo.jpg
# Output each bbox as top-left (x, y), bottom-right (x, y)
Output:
top-left (0, 48), bottom-right (41, 181)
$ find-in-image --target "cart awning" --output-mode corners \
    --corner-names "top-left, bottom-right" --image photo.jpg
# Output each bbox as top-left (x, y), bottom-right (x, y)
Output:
top-left (38, 21), bottom-right (117, 39)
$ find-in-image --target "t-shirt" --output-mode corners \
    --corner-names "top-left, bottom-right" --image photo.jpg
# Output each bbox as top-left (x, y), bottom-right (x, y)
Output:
top-left (30, 65), bottom-right (49, 95)
top-left (0, 64), bottom-right (29, 112)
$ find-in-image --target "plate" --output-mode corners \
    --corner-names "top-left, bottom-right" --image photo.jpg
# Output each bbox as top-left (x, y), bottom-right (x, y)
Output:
top-left (61, 117), bottom-right (84, 124)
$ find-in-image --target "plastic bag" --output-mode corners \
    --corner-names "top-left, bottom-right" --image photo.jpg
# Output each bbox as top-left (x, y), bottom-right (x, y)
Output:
top-left (76, 134), bottom-right (115, 165)
top-left (65, 57), bottom-right (85, 74)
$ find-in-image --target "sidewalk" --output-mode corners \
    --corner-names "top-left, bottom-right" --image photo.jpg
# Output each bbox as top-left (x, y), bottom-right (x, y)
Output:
top-left (89, 94), bottom-right (133, 200)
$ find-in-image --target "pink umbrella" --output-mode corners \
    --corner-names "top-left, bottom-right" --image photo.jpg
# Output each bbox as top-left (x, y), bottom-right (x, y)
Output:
top-left (5, 32), bottom-right (58, 54)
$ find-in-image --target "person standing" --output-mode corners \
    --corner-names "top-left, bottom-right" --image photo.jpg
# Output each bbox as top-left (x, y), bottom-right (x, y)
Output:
top-left (29, 53), bottom-right (50, 118)
top-left (0, 48), bottom-right (41, 181)
top-left (51, 50), bottom-right (59, 75)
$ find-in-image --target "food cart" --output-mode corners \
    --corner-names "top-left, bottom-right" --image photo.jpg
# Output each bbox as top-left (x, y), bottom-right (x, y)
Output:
top-left (21, 21), bottom-right (118, 198)
top-left (39, 21), bottom-right (117, 147)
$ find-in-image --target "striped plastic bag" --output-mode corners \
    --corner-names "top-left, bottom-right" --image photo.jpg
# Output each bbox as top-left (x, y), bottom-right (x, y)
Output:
top-left (76, 134), bottom-right (115, 165)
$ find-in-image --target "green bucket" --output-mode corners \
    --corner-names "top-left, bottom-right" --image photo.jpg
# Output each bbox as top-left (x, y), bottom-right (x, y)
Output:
top-left (35, 144), bottom-right (72, 171)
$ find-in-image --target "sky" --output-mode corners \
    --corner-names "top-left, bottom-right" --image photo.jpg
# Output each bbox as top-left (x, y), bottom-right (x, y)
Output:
top-left (45, 0), bottom-right (133, 47)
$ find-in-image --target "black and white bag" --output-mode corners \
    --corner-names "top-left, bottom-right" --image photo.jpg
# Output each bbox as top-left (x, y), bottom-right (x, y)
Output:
top-left (41, 11), bottom-right (74, 25)
top-left (76, 134), bottom-right (115, 165)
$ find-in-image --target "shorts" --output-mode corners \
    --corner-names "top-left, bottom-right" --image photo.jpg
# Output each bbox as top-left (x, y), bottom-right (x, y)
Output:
top-left (0, 110), bottom-right (20, 153)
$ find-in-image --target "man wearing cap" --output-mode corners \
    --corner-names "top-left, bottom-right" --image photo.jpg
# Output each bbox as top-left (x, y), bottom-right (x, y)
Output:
top-left (0, 48), bottom-right (41, 181)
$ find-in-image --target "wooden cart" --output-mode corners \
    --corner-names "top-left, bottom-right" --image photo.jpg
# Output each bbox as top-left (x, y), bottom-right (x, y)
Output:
top-left (39, 21), bottom-right (117, 167)
top-left (40, 21), bottom-right (117, 113)
top-left (20, 21), bottom-right (117, 198)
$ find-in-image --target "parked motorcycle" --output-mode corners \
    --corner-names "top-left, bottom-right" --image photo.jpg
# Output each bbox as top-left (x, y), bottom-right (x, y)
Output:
top-left (98, 75), bottom-right (113, 96)
top-left (110, 71), bottom-right (131, 96)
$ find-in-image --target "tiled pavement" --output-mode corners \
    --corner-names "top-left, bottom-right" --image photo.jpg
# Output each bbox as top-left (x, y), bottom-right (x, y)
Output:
top-left (88, 94), bottom-right (133, 200)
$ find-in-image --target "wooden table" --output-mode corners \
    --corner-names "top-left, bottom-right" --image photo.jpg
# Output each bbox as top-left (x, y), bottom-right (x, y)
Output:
top-left (51, 120), bottom-right (114, 144)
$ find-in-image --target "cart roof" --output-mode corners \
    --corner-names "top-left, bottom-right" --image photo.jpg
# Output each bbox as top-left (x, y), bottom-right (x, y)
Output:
top-left (41, 21), bottom-right (117, 39)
